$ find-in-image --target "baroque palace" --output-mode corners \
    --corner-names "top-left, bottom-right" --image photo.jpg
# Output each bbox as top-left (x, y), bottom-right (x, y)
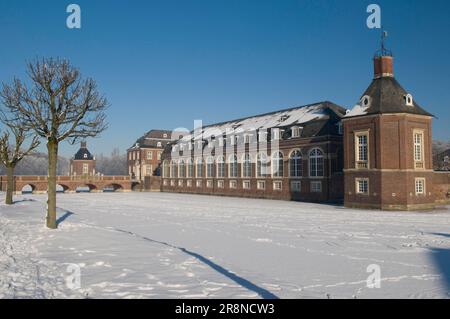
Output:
top-left (152, 48), bottom-right (450, 210)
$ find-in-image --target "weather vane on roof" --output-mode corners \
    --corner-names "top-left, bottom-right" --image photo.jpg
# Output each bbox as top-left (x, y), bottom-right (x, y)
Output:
top-left (376, 28), bottom-right (393, 57)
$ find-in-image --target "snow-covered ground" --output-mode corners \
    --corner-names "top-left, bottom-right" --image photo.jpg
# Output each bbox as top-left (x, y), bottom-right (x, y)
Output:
top-left (0, 192), bottom-right (449, 299)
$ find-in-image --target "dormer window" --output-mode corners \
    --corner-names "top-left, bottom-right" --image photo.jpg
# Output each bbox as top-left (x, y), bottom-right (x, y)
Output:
top-left (272, 128), bottom-right (281, 141)
top-left (163, 133), bottom-right (168, 138)
top-left (258, 131), bottom-right (267, 142)
top-left (404, 94), bottom-right (413, 106)
top-left (279, 115), bottom-right (289, 122)
top-left (83, 154), bottom-right (88, 159)
top-left (157, 142), bottom-right (162, 147)
top-left (360, 95), bottom-right (371, 108)
top-left (291, 126), bottom-right (300, 138)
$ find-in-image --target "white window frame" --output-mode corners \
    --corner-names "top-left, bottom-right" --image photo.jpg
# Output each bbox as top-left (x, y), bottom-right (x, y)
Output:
top-left (355, 178), bottom-right (369, 195)
top-left (229, 180), bottom-right (237, 189)
top-left (415, 178), bottom-right (425, 195)
top-left (257, 180), bottom-right (266, 190)
top-left (310, 181), bottom-right (322, 193)
top-left (273, 181), bottom-right (283, 191)
top-left (413, 130), bottom-right (425, 169)
top-left (309, 148), bottom-right (324, 177)
top-left (354, 131), bottom-right (369, 169)
top-left (243, 180), bottom-right (251, 190)
top-left (291, 181), bottom-right (301, 192)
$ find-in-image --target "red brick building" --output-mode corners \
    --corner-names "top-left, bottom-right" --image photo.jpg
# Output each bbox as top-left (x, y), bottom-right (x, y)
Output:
top-left (343, 50), bottom-right (436, 210)
top-left (70, 141), bottom-right (96, 176)
top-left (157, 47), bottom-right (449, 209)
top-left (160, 102), bottom-right (346, 203)
top-left (127, 130), bottom-right (173, 181)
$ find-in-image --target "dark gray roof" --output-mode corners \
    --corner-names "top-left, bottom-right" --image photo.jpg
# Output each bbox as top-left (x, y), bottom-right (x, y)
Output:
top-left (358, 77), bottom-right (433, 117)
top-left (74, 147), bottom-right (94, 160)
top-left (129, 129), bottom-right (173, 150)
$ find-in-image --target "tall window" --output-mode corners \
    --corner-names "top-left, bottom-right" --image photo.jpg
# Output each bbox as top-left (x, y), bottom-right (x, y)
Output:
top-left (187, 158), bottom-right (194, 178)
top-left (414, 131), bottom-right (424, 168)
top-left (257, 153), bottom-right (268, 177)
top-left (309, 148), bottom-right (324, 177)
top-left (196, 158), bottom-right (203, 178)
top-left (242, 154), bottom-right (252, 177)
top-left (147, 151), bottom-right (153, 160)
top-left (157, 152), bottom-right (162, 160)
top-left (206, 157), bottom-right (214, 178)
top-left (83, 164), bottom-right (89, 174)
top-left (163, 161), bottom-right (169, 178)
top-left (229, 154), bottom-right (238, 178)
top-left (272, 152), bottom-right (284, 177)
top-left (170, 160), bottom-right (177, 178)
top-left (178, 160), bottom-right (185, 178)
top-left (355, 132), bottom-right (368, 169)
top-left (289, 150), bottom-right (302, 177)
top-left (217, 156), bottom-right (225, 178)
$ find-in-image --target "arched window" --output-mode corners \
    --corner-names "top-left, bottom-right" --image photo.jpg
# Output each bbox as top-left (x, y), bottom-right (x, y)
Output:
top-left (170, 160), bottom-right (177, 178)
top-left (206, 156), bottom-right (214, 178)
top-left (229, 154), bottom-right (238, 178)
top-left (257, 153), bottom-right (268, 177)
top-left (217, 156), bottom-right (225, 178)
top-left (196, 158), bottom-right (203, 178)
top-left (289, 150), bottom-right (302, 177)
top-left (162, 160), bottom-right (170, 178)
top-left (242, 154), bottom-right (252, 177)
top-left (272, 152), bottom-right (284, 177)
top-left (309, 148), bottom-right (324, 177)
top-left (178, 160), bottom-right (185, 178)
top-left (187, 158), bottom-right (194, 178)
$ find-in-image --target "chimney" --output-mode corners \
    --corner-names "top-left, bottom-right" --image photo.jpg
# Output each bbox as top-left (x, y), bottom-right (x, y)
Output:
top-left (81, 141), bottom-right (87, 149)
top-left (373, 55), bottom-right (394, 79)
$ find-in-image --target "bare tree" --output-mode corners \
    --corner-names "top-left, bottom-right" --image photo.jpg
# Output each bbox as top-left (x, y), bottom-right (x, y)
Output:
top-left (0, 124), bottom-right (39, 204)
top-left (0, 58), bottom-right (108, 228)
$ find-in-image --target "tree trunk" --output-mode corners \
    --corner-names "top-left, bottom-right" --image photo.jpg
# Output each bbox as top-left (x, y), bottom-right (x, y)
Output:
top-left (47, 139), bottom-right (58, 229)
top-left (5, 165), bottom-right (15, 205)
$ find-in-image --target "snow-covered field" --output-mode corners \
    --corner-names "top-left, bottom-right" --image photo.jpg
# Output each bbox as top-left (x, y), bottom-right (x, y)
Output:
top-left (0, 192), bottom-right (449, 299)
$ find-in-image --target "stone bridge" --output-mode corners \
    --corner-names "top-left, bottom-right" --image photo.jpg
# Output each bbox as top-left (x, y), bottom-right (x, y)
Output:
top-left (0, 175), bottom-right (136, 194)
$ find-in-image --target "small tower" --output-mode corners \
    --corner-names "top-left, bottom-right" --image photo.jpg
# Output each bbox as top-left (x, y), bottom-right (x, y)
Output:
top-left (343, 35), bottom-right (435, 210)
top-left (70, 141), bottom-right (96, 176)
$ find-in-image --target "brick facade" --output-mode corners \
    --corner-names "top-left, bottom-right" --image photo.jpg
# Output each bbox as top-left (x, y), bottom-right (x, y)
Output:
top-left (70, 142), bottom-right (96, 176)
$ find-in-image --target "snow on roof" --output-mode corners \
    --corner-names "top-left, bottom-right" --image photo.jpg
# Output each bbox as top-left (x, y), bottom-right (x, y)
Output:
top-left (179, 102), bottom-right (332, 142)
top-left (344, 103), bottom-right (369, 118)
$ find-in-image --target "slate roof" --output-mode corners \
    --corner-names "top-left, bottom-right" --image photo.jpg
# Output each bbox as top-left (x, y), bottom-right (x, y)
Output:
top-left (129, 129), bottom-right (173, 150)
top-left (73, 147), bottom-right (94, 160)
top-left (346, 77), bottom-right (434, 118)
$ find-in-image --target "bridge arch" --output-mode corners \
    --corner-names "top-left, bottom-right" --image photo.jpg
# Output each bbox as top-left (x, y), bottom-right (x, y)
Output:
top-left (103, 183), bottom-right (124, 192)
top-left (56, 184), bottom-right (70, 193)
top-left (21, 184), bottom-right (36, 194)
top-left (75, 184), bottom-right (97, 193)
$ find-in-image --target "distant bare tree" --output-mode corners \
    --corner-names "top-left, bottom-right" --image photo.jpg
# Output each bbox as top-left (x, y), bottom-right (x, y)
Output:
top-left (0, 124), bottom-right (39, 204)
top-left (0, 58), bottom-right (108, 228)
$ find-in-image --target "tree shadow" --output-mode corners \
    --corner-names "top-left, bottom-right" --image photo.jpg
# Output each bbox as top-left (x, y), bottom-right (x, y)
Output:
top-left (429, 248), bottom-right (450, 295)
top-left (12, 198), bottom-right (36, 204)
top-left (56, 211), bottom-right (74, 226)
top-left (113, 228), bottom-right (279, 299)
top-left (429, 232), bottom-right (450, 239)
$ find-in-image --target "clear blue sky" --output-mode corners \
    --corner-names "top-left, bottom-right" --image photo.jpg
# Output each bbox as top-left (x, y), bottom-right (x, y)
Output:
top-left (1, 0), bottom-right (449, 157)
